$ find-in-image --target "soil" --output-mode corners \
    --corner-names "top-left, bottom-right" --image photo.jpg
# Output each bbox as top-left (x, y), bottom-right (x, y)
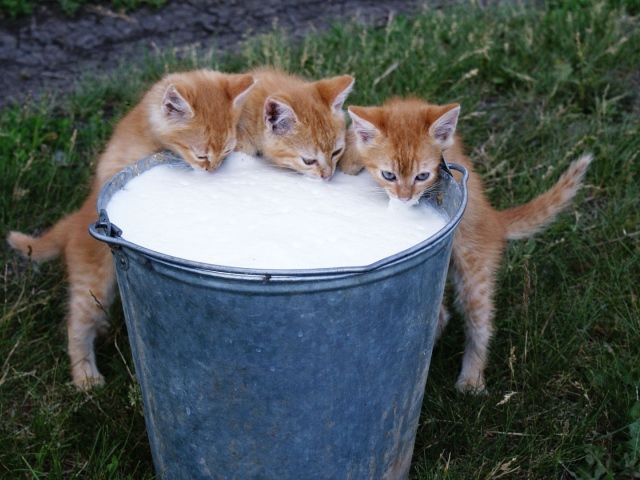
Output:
top-left (0, 0), bottom-right (425, 109)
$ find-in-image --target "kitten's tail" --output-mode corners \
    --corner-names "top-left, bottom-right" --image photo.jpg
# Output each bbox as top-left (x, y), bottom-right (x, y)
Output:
top-left (7, 218), bottom-right (70, 262)
top-left (499, 154), bottom-right (593, 240)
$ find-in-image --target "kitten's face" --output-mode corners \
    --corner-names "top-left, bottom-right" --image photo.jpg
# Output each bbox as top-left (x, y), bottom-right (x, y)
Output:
top-left (362, 148), bottom-right (440, 206)
top-left (348, 99), bottom-right (461, 204)
top-left (150, 71), bottom-right (256, 172)
top-left (173, 125), bottom-right (237, 173)
top-left (261, 75), bottom-right (354, 180)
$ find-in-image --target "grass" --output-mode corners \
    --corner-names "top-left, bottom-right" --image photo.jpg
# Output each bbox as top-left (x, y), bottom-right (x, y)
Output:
top-left (1, 0), bottom-right (639, 478)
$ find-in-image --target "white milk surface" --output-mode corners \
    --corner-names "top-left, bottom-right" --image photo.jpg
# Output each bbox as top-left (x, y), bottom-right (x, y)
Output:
top-left (106, 153), bottom-right (447, 270)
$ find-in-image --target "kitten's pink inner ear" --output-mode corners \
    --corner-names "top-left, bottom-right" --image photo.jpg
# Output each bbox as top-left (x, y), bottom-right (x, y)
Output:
top-left (429, 105), bottom-right (460, 148)
top-left (316, 75), bottom-right (355, 112)
top-left (161, 84), bottom-right (194, 121)
top-left (264, 98), bottom-right (297, 135)
top-left (348, 108), bottom-right (380, 145)
top-left (229, 74), bottom-right (257, 107)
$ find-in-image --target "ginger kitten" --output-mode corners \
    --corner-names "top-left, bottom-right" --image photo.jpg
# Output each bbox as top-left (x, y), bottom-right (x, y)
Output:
top-left (236, 67), bottom-right (354, 180)
top-left (342, 97), bottom-right (592, 393)
top-left (7, 69), bottom-right (256, 389)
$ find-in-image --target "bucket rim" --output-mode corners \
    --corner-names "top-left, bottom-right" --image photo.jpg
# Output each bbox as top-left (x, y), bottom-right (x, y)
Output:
top-left (90, 153), bottom-right (468, 278)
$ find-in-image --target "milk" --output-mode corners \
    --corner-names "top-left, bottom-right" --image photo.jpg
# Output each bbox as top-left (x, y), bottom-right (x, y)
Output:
top-left (105, 153), bottom-right (447, 270)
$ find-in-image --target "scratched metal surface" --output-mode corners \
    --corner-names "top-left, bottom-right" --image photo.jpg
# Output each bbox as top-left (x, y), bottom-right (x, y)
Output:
top-left (90, 152), bottom-right (468, 479)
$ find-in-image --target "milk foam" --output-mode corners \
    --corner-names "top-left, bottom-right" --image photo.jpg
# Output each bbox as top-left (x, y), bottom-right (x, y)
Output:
top-left (105, 153), bottom-right (447, 270)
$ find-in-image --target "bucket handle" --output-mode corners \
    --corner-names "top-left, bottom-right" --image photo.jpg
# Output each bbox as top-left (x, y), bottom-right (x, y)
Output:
top-left (90, 210), bottom-right (131, 269)
top-left (91, 209), bottom-right (122, 240)
top-left (448, 163), bottom-right (469, 183)
top-left (440, 154), bottom-right (468, 185)
top-left (441, 158), bottom-right (469, 197)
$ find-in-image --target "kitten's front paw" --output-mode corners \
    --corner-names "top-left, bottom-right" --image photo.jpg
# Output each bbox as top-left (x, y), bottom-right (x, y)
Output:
top-left (455, 375), bottom-right (488, 395)
top-left (338, 160), bottom-right (364, 175)
top-left (340, 165), bottom-right (364, 175)
top-left (72, 363), bottom-right (105, 390)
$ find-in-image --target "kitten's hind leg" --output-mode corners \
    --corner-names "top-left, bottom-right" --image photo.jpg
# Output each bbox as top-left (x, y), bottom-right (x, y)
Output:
top-left (435, 303), bottom-right (450, 341)
top-left (67, 278), bottom-right (114, 389)
top-left (65, 222), bottom-right (116, 390)
top-left (451, 242), bottom-right (502, 394)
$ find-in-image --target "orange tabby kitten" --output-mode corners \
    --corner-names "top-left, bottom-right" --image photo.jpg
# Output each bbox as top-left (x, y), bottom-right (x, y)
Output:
top-left (236, 67), bottom-right (354, 179)
top-left (341, 97), bottom-right (592, 393)
top-left (7, 69), bottom-right (256, 389)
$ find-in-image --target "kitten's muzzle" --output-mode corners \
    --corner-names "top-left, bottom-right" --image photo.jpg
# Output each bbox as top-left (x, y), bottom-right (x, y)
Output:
top-left (320, 165), bottom-right (335, 180)
top-left (204, 157), bottom-right (225, 172)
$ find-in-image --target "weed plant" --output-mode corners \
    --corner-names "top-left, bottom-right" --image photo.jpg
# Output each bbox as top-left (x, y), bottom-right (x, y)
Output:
top-left (1, 0), bottom-right (639, 478)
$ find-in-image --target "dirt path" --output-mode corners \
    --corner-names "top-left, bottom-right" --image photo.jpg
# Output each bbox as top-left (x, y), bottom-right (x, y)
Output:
top-left (0, 0), bottom-right (423, 109)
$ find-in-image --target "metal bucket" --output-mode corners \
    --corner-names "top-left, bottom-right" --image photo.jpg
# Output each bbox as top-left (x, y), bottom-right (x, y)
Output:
top-left (90, 151), bottom-right (468, 480)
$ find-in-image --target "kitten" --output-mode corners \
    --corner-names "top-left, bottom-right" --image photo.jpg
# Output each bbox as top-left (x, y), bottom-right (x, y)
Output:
top-left (341, 97), bottom-right (592, 393)
top-left (236, 67), bottom-right (354, 179)
top-left (7, 69), bottom-right (256, 389)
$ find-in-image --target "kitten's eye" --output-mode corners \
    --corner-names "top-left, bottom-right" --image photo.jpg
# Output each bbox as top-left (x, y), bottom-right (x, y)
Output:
top-left (416, 172), bottom-right (430, 181)
top-left (331, 147), bottom-right (343, 158)
top-left (381, 171), bottom-right (396, 181)
top-left (191, 148), bottom-right (208, 162)
top-left (302, 157), bottom-right (317, 166)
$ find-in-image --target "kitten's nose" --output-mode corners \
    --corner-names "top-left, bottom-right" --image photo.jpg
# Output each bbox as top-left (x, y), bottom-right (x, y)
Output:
top-left (398, 187), bottom-right (414, 202)
top-left (205, 156), bottom-right (225, 172)
top-left (320, 166), bottom-right (334, 180)
top-left (205, 161), bottom-right (220, 172)
top-left (398, 196), bottom-right (420, 206)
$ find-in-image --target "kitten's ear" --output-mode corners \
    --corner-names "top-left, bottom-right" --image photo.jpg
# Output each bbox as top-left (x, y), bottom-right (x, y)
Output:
top-left (161, 84), bottom-right (194, 122)
top-left (348, 106), bottom-right (382, 145)
top-left (228, 74), bottom-right (257, 107)
top-left (264, 97), bottom-right (297, 135)
top-left (316, 75), bottom-right (355, 113)
top-left (429, 104), bottom-right (460, 148)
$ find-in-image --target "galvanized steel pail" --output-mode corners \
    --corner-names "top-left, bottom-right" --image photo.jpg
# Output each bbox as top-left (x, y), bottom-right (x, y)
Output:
top-left (90, 151), bottom-right (468, 480)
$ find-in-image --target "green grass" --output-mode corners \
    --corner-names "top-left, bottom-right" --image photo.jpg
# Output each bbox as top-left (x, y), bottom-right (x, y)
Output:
top-left (0, 0), bottom-right (165, 18)
top-left (1, 0), bottom-right (639, 478)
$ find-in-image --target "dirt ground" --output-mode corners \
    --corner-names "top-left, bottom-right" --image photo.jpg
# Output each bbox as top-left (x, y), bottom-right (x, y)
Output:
top-left (0, 0), bottom-right (424, 109)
